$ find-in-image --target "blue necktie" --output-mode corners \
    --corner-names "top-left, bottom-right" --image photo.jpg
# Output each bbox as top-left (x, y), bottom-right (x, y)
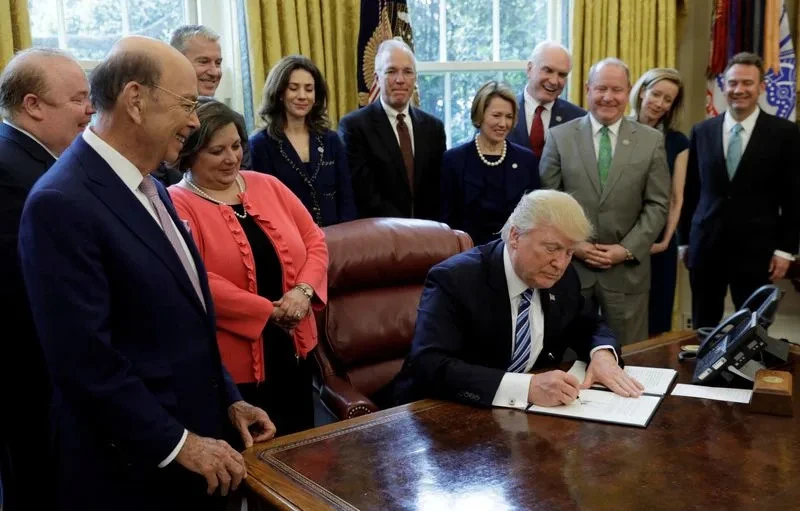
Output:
top-left (726, 123), bottom-right (743, 180)
top-left (508, 289), bottom-right (534, 373)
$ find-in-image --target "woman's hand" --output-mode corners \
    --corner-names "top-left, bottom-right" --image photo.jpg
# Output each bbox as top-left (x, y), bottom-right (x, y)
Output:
top-left (271, 287), bottom-right (311, 329)
top-left (650, 241), bottom-right (668, 254)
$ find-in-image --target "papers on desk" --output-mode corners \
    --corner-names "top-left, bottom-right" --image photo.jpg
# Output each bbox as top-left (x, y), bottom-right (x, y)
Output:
top-left (567, 360), bottom-right (678, 395)
top-left (671, 384), bottom-right (753, 404)
top-left (527, 390), bottom-right (663, 428)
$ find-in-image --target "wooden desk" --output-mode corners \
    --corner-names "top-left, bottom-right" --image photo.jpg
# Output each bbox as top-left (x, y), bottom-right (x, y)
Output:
top-left (244, 331), bottom-right (800, 510)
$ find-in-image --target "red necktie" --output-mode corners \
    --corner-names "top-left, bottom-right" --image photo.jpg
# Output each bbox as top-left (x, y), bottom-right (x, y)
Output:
top-left (396, 113), bottom-right (414, 192)
top-left (529, 105), bottom-right (545, 157)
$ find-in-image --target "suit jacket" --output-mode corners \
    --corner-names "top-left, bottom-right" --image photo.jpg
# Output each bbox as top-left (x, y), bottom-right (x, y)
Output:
top-left (540, 116), bottom-right (670, 293)
top-left (440, 139), bottom-right (540, 245)
top-left (0, 121), bottom-right (56, 508)
top-left (338, 100), bottom-right (446, 220)
top-left (508, 95), bottom-right (586, 150)
top-left (678, 111), bottom-right (800, 270)
top-left (394, 240), bottom-right (620, 407)
top-left (18, 136), bottom-right (242, 510)
top-left (249, 129), bottom-right (357, 226)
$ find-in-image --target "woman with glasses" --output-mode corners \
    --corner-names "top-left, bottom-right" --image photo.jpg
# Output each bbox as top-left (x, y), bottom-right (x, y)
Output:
top-left (249, 55), bottom-right (356, 226)
top-left (168, 99), bottom-right (328, 436)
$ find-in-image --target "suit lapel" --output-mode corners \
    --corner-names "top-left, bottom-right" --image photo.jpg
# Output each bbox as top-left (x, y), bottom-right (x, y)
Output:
top-left (600, 118), bottom-right (636, 204)
top-left (512, 93), bottom-right (529, 142)
top-left (486, 241), bottom-right (514, 364)
top-left (733, 112), bottom-right (768, 185)
top-left (75, 138), bottom-right (206, 314)
top-left (709, 115), bottom-right (727, 186)
top-left (503, 145), bottom-right (533, 205)
top-left (548, 98), bottom-right (566, 128)
top-left (0, 122), bottom-right (56, 168)
top-left (576, 117), bottom-right (602, 197)
top-left (370, 102), bottom-right (410, 194)
top-left (539, 286), bottom-right (559, 359)
top-left (409, 107), bottom-right (427, 193)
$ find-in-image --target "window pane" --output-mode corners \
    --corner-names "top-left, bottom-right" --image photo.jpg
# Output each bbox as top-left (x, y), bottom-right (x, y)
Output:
top-left (445, 0), bottom-right (491, 62)
top-left (408, 0), bottom-right (440, 62)
top-left (129, 0), bottom-right (185, 42)
top-left (500, 0), bottom-right (549, 60)
top-left (64, 0), bottom-right (123, 60)
top-left (29, 0), bottom-right (60, 48)
top-left (417, 73), bottom-right (444, 121)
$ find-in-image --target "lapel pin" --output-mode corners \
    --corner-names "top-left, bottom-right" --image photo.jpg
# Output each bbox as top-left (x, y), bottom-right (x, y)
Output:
top-left (555, 115), bottom-right (562, 122)
top-left (512, 163), bottom-right (518, 169)
top-left (549, 293), bottom-right (556, 302)
top-left (622, 139), bottom-right (630, 145)
top-left (318, 147), bottom-right (324, 153)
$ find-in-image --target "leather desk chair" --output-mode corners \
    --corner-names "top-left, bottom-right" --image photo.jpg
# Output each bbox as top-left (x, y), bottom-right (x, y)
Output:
top-left (315, 218), bottom-right (473, 420)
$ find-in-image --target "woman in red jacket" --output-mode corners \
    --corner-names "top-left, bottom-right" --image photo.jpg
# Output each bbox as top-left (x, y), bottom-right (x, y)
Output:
top-left (169, 100), bottom-right (328, 435)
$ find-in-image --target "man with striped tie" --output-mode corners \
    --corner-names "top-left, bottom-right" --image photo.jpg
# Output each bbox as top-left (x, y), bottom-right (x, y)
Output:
top-left (394, 190), bottom-right (643, 408)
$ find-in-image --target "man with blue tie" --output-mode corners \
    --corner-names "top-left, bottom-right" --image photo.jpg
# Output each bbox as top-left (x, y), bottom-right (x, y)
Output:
top-left (394, 190), bottom-right (643, 408)
top-left (678, 52), bottom-right (800, 328)
top-left (507, 41), bottom-right (586, 158)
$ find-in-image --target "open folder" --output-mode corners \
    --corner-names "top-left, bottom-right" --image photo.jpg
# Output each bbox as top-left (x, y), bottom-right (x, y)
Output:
top-left (526, 361), bottom-right (677, 428)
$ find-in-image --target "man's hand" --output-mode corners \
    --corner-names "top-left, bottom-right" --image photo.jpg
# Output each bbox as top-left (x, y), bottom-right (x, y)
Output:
top-left (575, 241), bottom-right (613, 269)
top-left (594, 244), bottom-right (629, 266)
top-left (769, 255), bottom-right (791, 281)
top-left (175, 432), bottom-right (246, 496)
top-left (527, 370), bottom-right (581, 406)
top-left (228, 400), bottom-right (276, 448)
top-left (583, 350), bottom-right (644, 398)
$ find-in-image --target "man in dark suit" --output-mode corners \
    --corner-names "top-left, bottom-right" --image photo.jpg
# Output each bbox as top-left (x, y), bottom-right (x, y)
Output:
top-left (338, 39), bottom-right (446, 220)
top-left (395, 190), bottom-right (643, 408)
top-left (507, 41), bottom-right (586, 158)
top-left (0, 47), bottom-right (94, 511)
top-left (678, 52), bottom-right (800, 328)
top-left (18, 36), bottom-right (275, 510)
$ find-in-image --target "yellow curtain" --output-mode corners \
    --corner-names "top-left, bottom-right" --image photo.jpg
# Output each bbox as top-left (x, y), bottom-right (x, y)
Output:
top-left (0, 0), bottom-right (31, 72)
top-left (245, 0), bottom-right (360, 128)
top-left (569, 0), bottom-right (685, 108)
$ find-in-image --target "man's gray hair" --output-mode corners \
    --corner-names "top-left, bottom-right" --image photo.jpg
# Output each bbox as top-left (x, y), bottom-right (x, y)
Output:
top-left (528, 40), bottom-right (572, 67)
top-left (374, 38), bottom-right (416, 75)
top-left (170, 24), bottom-right (220, 54)
top-left (0, 47), bottom-right (76, 119)
top-left (500, 189), bottom-right (593, 243)
top-left (587, 57), bottom-right (630, 85)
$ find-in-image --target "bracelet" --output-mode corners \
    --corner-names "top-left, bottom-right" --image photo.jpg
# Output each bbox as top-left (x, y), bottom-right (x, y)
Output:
top-left (294, 284), bottom-right (313, 300)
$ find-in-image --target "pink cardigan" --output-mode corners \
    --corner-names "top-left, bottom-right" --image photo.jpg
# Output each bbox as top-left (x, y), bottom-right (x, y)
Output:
top-left (169, 171), bottom-right (328, 384)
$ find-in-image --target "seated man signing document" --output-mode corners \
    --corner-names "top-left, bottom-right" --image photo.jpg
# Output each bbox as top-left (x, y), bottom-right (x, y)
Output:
top-left (394, 190), bottom-right (643, 408)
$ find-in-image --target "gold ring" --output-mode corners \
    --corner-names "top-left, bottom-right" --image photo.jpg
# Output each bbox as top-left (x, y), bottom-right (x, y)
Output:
top-left (294, 311), bottom-right (301, 318)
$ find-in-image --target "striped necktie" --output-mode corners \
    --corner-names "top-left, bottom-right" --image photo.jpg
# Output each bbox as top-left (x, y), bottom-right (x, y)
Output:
top-left (508, 289), bottom-right (534, 373)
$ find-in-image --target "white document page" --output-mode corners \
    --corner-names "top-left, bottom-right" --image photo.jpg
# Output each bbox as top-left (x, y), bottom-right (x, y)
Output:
top-left (671, 383), bottom-right (753, 404)
top-left (567, 360), bottom-right (677, 396)
top-left (527, 389), bottom-right (662, 428)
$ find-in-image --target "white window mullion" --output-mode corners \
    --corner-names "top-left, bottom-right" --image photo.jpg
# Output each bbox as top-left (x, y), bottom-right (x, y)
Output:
top-left (444, 72), bottom-right (452, 147)
top-left (121, 0), bottom-right (131, 35)
top-left (438, 0), bottom-right (447, 62)
top-left (492, 0), bottom-right (500, 61)
top-left (56, 0), bottom-right (67, 49)
top-left (184, 0), bottom-right (198, 24)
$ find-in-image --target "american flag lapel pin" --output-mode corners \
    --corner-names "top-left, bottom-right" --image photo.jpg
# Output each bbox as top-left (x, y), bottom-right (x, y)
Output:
top-left (549, 293), bottom-right (556, 302)
top-left (555, 115), bottom-right (562, 122)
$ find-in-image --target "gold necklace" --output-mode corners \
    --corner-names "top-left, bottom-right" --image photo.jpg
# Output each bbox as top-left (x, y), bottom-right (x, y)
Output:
top-left (185, 173), bottom-right (247, 219)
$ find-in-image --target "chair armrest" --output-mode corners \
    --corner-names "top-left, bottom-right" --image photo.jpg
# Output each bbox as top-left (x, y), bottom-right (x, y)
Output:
top-left (320, 374), bottom-right (379, 420)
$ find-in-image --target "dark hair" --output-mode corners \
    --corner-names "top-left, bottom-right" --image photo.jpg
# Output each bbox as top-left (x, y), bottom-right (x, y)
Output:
top-left (89, 51), bottom-right (161, 113)
top-left (0, 48), bottom-right (74, 119)
top-left (470, 80), bottom-right (518, 129)
top-left (256, 55), bottom-right (329, 138)
top-left (724, 52), bottom-right (765, 82)
top-left (174, 99), bottom-right (247, 171)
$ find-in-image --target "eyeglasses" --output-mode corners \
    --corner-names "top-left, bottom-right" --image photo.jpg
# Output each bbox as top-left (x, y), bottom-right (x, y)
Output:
top-left (149, 84), bottom-right (199, 114)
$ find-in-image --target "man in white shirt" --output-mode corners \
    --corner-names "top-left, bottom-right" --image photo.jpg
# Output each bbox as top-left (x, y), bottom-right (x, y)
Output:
top-left (338, 39), bottom-right (447, 220)
top-left (17, 36), bottom-right (274, 510)
top-left (540, 58), bottom-right (670, 346)
top-left (394, 189), bottom-right (643, 409)
top-left (678, 52), bottom-right (800, 328)
top-left (508, 41), bottom-right (586, 157)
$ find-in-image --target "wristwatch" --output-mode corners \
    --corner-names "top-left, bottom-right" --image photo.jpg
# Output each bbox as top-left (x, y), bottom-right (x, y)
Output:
top-left (295, 283), bottom-right (314, 300)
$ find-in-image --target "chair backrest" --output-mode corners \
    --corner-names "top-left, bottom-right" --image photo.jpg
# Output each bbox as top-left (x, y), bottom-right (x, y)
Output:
top-left (316, 218), bottom-right (473, 404)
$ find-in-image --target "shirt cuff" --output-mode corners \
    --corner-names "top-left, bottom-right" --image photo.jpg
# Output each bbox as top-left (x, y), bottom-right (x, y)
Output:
top-left (590, 345), bottom-right (619, 365)
top-left (491, 373), bottom-right (532, 409)
top-left (158, 428), bottom-right (188, 468)
top-left (774, 250), bottom-right (796, 261)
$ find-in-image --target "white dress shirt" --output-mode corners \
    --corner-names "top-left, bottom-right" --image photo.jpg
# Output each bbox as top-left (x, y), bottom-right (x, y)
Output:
top-left (380, 97), bottom-right (415, 154)
top-left (82, 127), bottom-right (194, 467)
top-left (492, 245), bottom-right (617, 409)
top-left (588, 114), bottom-right (623, 158)
top-left (523, 88), bottom-right (553, 140)
top-left (3, 119), bottom-right (60, 159)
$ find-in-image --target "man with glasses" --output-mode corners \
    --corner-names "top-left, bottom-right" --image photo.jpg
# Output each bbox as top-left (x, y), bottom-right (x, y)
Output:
top-left (17, 36), bottom-right (275, 510)
top-left (0, 47), bottom-right (93, 511)
top-left (339, 39), bottom-right (446, 220)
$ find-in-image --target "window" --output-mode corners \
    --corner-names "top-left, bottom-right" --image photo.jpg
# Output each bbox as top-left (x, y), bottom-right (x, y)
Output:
top-left (408, 0), bottom-right (567, 146)
top-left (27, 0), bottom-right (247, 115)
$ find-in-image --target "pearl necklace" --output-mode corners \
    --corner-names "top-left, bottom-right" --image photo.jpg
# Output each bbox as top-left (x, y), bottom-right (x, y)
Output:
top-left (475, 135), bottom-right (507, 167)
top-left (185, 173), bottom-right (247, 219)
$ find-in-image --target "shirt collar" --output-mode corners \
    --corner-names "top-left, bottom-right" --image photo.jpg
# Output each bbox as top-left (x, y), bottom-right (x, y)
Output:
top-left (503, 243), bottom-right (532, 299)
top-left (523, 87), bottom-right (554, 112)
top-left (380, 96), bottom-right (411, 122)
top-left (82, 127), bottom-right (146, 193)
top-left (588, 113), bottom-right (623, 137)
top-left (2, 119), bottom-right (60, 160)
top-left (724, 107), bottom-right (760, 134)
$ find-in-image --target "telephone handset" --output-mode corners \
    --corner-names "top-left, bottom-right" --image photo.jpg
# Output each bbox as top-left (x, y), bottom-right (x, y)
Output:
top-left (695, 309), bottom-right (751, 359)
top-left (692, 309), bottom-right (768, 385)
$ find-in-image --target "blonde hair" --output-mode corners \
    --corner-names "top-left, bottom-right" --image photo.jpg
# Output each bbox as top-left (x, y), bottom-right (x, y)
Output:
top-left (500, 189), bottom-right (593, 243)
top-left (629, 67), bottom-right (684, 130)
top-left (470, 80), bottom-right (517, 129)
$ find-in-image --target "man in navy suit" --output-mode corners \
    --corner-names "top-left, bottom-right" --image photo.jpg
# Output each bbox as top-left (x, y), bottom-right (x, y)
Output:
top-left (507, 41), bottom-right (586, 158)
top-left (18, 36), bottom-right (275, 510)
top-left (394, 190), bottom-right (643, 408)
top-left (678, 52), bottom-right (800, 328)
top-left (0, 48), bottom-right (94, 511)
top-left (339, 39), bottom-right (446, 220)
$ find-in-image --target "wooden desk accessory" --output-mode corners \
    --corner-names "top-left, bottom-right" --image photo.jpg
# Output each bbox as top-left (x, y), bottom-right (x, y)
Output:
top-left (749, 370), bottom-right (793, 417)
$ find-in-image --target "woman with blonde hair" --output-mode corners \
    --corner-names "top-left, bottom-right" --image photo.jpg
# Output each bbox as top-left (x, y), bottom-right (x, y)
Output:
top-left (629, 67), bottom-right (688, 335)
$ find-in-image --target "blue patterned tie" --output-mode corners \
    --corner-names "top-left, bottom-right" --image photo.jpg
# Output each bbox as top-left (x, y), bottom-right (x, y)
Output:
top-left (508, 289), bottom-right (534, 373)
top-left (726, 123), bottom-right (743, 180)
